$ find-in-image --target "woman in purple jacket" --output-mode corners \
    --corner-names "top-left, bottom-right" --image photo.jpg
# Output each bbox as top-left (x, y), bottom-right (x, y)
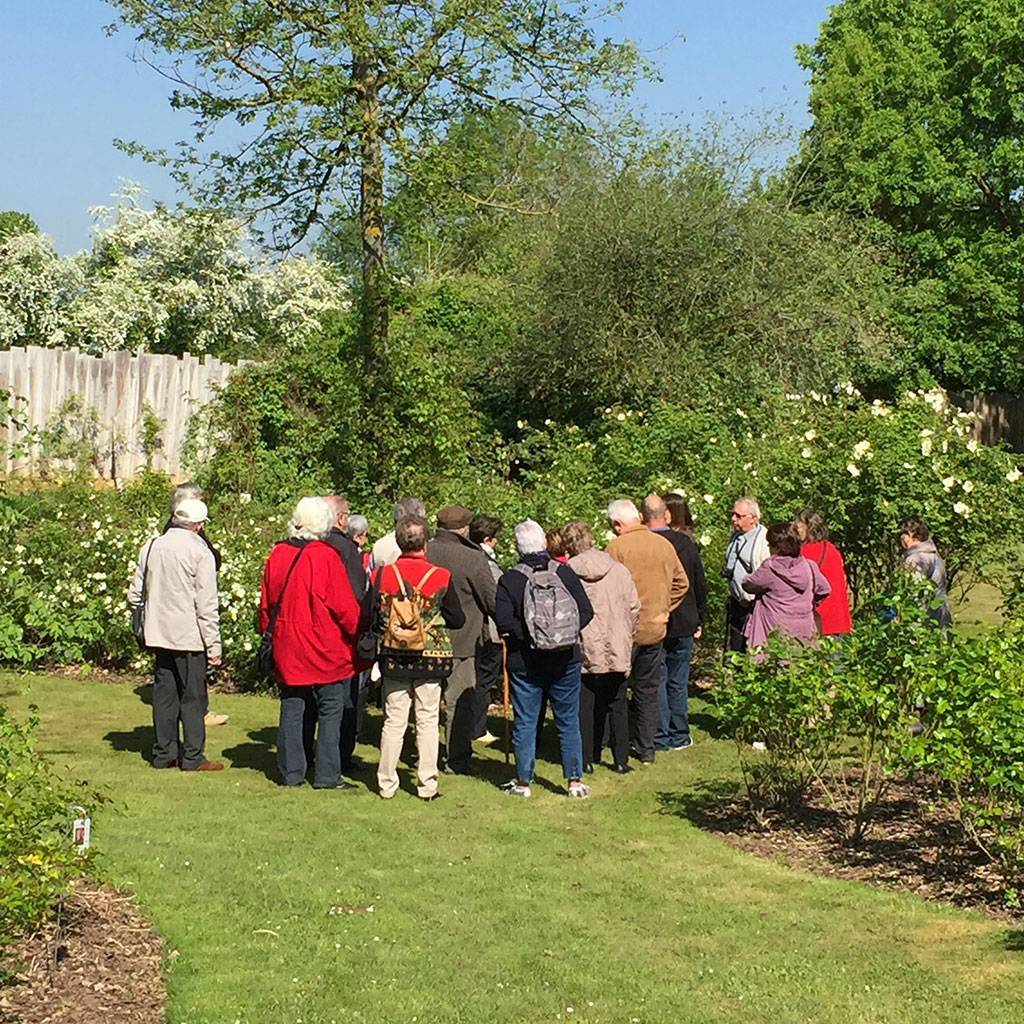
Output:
top-left (743, 522), bottom-right (831, 649)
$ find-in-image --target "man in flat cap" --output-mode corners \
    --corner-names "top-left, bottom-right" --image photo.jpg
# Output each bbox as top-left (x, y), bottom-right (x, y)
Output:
top-left (427, 505), bottom-right (497, 774)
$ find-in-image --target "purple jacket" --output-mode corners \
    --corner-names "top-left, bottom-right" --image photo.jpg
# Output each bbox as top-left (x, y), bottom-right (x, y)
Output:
top-left (742, 555), bottom-right (831, 649)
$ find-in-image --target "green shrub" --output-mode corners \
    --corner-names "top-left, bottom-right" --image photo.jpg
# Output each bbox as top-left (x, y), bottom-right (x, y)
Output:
top-left (0, 702), bottom-right (94, 973)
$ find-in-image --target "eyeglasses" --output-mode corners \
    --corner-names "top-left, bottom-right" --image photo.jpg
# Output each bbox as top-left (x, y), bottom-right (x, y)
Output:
top-left (731, 511), bottom-right (753, 520)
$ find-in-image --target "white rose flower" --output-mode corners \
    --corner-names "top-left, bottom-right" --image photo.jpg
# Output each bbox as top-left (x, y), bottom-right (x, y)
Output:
top-left (801, 447), bottom-right (813, 458)
top-left (846, 462), bottom-right (861, 477)
top-left (953, 501), bottom-right (970, 518)
top-left (962, 480), bottom-right (974, 493)
top-left (921, 439), bottom-right (933, 456)
top-left (966, 439), bottom-right (979, 452)
top-left (1007, 468), bottom-right (1022, 483)
top-left (698, 533), bottom-right (712, 546)
top-left (239, 492), bottom-right (252, 505)
top-left (702, 494), bottom-right (714, 505)
top-left (942, 476), bottom-right (956, 491)
top-left (616, 413), bottom-right (626, 421)
top-left (852, 440), bottom-right (872, 460)
top-left (919, 428), bottom-right (934, 438)
top-left (803, 429), bottom-right (817, 441)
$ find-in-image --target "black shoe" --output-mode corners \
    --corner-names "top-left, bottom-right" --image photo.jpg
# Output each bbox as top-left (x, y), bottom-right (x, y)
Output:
top-left (314, 779), bottom-right (359, 791)
top-left (583, 762), bottom-right (595, 775)
top-left (613, 763), bottom-right (633, 775)
top-left (442, 763), bottom-right (472, 776)
top-left (420, 792), bottom-right (444, 802)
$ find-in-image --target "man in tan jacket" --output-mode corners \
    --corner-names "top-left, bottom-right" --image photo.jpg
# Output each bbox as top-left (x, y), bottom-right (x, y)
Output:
top-left (607, 498), bottom-right (688, 765)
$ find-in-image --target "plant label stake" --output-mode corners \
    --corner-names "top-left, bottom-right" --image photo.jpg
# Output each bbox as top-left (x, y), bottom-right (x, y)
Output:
top-left (72, 806), bottom-right (91, 851)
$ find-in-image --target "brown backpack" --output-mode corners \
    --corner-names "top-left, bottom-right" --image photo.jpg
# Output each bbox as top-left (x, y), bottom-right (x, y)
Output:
top-left (378, 564), bottom-right (455, 680)
top-left (381, 564), bottom-right (439, 652)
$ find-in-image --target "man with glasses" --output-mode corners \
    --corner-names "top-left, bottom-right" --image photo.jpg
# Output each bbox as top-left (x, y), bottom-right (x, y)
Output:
top-left (722, 497), bottom-right (769, 653)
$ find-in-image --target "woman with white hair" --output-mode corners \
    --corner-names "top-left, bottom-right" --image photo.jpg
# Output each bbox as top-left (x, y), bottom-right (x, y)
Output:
top-left (258, 496), bottom-right (363, 790)
top-left (494, 519), bottom-right (594, 798)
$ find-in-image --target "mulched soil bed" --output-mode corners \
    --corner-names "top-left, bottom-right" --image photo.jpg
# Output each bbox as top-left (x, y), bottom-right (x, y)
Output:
top-left (669, 777), bottom-right (1018, 919)
top-left (0, 883), bottom-right (165, 1024)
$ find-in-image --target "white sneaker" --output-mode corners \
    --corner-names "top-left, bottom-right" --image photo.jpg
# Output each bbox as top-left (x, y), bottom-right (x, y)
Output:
top-left (567, 780), bottom-right (590, 799)
top-left (501, 780), bottom-right (532, 798)
top-left (476, 731), bottom-right (499, 744)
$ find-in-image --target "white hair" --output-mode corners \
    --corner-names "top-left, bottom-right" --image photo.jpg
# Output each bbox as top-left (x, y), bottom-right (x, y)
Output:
top-left (288, 496), bottom-right (333, 541)
top-left (606, 498), bottom-right (641, 525)
top-left (514, 519), bottom-right (547, 556)
top-left (347, 514), bottom-right (369, 539)
top-left (735, 496), bottom-right (761, 519)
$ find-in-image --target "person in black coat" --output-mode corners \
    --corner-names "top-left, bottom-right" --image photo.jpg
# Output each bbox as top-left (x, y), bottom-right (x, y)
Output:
top-left (495, 520), bottom-right (594, 799)
top-left (323, 495), bottom-right (369, 773)
top-left (647, 493), bottom-right (709, 750)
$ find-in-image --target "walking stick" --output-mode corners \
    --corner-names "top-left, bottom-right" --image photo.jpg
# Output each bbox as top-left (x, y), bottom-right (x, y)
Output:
top-left (501, 640), bottom-right (511, 765)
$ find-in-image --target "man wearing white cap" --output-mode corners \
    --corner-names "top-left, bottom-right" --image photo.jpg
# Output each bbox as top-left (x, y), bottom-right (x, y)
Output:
top-left (129, 497), bottom-right (224, 771)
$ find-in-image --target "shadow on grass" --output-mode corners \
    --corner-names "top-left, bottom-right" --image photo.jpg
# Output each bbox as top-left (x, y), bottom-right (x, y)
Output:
top-left (222, 727), bottom-right (279, 783)
top-left (655, 781), bottom-right (745, 827)
top-left (1003, 928), bottom-right (1024, 952)
top-left (104, 725), bottom-right (154, 765)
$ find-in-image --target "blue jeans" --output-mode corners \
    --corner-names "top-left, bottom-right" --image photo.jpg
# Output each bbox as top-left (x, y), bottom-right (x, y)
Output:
top-left (510, 662), bottom-right (583, 783)
top-left (278, 682), bottom-right (347, 787)
top-left (656, 635), bottom-right (693, 749)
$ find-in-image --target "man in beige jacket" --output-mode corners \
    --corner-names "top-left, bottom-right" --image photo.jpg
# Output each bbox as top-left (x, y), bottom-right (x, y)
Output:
top-left (607, 498), bottom-right (688, 765)
top-left (129, 498), bottom-right (223, 772)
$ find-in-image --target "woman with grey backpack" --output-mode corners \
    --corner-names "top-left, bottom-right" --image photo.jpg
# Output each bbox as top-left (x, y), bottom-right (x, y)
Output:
top-left (494, 520), bottom-right (594, 798)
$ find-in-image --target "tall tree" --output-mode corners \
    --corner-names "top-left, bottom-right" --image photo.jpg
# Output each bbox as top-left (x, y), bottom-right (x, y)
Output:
top-left (794, 0), bottom-right (1024, 392)
top-left (106, 1), bottom-right (647, 358)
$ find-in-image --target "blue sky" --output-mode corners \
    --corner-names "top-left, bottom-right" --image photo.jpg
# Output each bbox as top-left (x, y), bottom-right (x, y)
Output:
top-left (1, 1), bottom-right (831, 253)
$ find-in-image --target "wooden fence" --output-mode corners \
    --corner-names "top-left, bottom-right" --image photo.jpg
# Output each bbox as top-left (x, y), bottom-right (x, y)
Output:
top-left (0, 346), bottom-right (238, 481)
top-left (955, 393), bottom-right (1024, 451)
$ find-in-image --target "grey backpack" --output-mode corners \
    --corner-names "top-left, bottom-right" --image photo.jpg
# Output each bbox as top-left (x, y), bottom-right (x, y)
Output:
top-left (513, 561), bottom-right (580, 651)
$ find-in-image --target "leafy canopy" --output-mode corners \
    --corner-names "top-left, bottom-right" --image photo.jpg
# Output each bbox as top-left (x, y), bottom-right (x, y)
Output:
top-left (795, 0), bottom-right (1024, 392)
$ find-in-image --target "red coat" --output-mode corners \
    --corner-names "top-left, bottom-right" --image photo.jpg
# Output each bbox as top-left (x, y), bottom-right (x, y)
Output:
top-left (259, 540), bottom-right (361, 686)
top-left (374, 552), bottom-right (452, 600)
top-left (800, 541), bottom-right (853, 636)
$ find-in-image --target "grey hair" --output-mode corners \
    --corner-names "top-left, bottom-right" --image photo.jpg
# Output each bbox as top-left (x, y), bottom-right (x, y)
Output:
top-left (514, 519), bottom-right (547, 556)
top-left (607, 498), bottom-right (641, 525)
top-left (347, 514), bottom-right (369, 539)
top-left (287, 496), bottom-right (333, 541)
top-left (396, 515), bottom-right (431, 553)
top-left (170, 482), bottom-right (204, 515)
top-left (392, 496), bottom-right (426, 526)
top-left (735, 496), bottom-right (761, 519)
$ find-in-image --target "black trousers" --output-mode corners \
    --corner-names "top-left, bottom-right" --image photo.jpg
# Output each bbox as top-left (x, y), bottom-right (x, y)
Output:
top-left (339, 675), bottom-right (361, 770)
top-left (579, 672), bottom-right (628, 767)
top-left (152, 648), bottom-right (207, 769)
top-left (628, 643), bottom-right (663, 762)
top-left (473, 642), bottom-right (502, 739)
top-left (726, 597), bottom-right (751, 653)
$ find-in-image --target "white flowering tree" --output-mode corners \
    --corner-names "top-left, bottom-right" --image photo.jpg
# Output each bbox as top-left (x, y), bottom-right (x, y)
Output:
top-left (0, 186), bottom-right (350, 358)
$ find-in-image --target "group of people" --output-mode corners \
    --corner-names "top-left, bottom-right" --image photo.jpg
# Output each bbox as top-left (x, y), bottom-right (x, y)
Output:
top-left (127, 484), bottom-right (950, 799)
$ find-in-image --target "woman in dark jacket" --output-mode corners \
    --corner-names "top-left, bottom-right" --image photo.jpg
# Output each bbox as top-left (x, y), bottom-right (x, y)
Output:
top-left (495, 520), bottom-right (594, 799)
top-left (655, 493), bottom-right (709, 750)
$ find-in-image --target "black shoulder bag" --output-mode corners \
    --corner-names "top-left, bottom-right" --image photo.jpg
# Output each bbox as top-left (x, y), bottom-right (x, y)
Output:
top-left (131, 539), bottom-right (156, 650)
top-left (257, 545), bottom-right (308, 677)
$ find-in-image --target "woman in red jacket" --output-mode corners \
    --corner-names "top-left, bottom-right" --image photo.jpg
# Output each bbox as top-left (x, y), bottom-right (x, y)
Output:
top-left (793, 508), bottom-right (853, 637)
top-left (259, 497), bottom-right (362, 790)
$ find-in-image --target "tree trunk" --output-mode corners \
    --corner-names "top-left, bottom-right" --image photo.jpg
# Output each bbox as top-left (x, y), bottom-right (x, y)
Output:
top-left (355, 53), bottom-right (387, 361)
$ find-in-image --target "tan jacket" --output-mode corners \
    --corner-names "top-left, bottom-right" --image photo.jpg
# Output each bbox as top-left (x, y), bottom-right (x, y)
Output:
top-left (607, 523), bottom-right (688, 646)
top-left (568, 548), bottom-right (641, 674)
top-left (128, 527), bottom-right (221, 657)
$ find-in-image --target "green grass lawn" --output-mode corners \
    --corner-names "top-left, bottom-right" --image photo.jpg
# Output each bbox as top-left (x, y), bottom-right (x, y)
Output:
top-left (6, 671), bottom-right (1024, 1024)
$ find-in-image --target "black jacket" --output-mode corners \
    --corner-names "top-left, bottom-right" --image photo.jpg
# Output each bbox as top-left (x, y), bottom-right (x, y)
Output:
top-left (495, 552), bottom-right (594, 677)
top-left (323, 528), bottom-right (368, 603)
top-left (651, 527), bottom-right (707, 638)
